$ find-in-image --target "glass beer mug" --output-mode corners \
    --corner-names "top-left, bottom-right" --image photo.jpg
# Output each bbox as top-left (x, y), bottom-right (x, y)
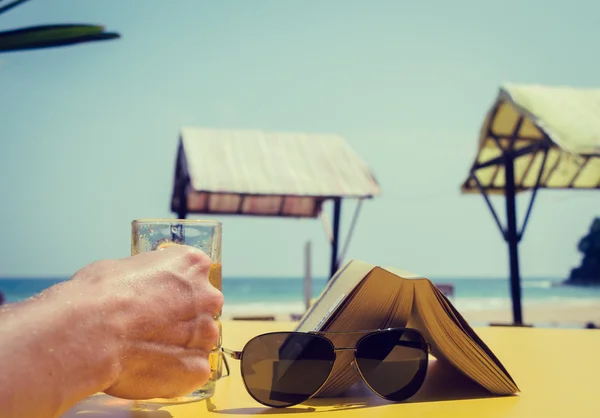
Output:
top-left (131, 218), bottom-right (223, 401)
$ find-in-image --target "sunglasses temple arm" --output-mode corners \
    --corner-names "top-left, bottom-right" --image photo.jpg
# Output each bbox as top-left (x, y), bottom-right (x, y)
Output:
top-left (221, 347), bottom-right (243, 360)
top-left (222, 351), bottom-right (231, 377)
top-left (218, 347), bottom-right (241, 378)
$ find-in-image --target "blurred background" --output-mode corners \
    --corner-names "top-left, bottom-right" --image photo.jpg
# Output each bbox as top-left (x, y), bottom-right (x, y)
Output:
top-left (0, 0), bottom-right (598, 326)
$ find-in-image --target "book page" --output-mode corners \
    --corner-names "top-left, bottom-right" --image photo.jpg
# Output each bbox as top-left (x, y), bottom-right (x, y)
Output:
top-left (429, 285), bottom-right (519, 390)
top-left (409, 280), bottom-right (519, 395)
top-left (383, 274), bottom-right (414, 329)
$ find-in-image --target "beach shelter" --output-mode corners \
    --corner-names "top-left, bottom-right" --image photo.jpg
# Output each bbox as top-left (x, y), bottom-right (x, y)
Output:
top-left (461, 84), bottom-right (600, 325)
top-left (170, 127), bottom-right (381, 279)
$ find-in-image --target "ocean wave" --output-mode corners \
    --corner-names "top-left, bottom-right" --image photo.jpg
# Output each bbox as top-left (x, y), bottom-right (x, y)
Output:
top-left (452, 298), bottom-right (510, 311)
top-left (454, 296), bottom-right (600, 312)
top-left (522, 280), bottom-right (556, 289)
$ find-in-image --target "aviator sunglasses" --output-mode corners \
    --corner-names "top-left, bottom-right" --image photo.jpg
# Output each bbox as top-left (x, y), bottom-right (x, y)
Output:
top-left (219, 327), bottom-right (430, 408)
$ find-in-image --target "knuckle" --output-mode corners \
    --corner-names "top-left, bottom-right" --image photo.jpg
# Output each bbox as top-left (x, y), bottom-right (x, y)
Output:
top-left (205, 319), bottom-right (219, 350)
top-left (147, 357), bottom-right (211, 399)
top-left (195, 280), bottom-right (223, 313)
top-left (199, 290), bottom-right (223, 319)
top-left (191, 359), bottom-right (212, 388)
top-left (198, 317), bottom-right (220, 348)
top-left (198, 363), bottom-right (212, 385)
top-left (182, 246), bottom-right (211, 266)
top-left (209, 288), bottom-right (224, 312)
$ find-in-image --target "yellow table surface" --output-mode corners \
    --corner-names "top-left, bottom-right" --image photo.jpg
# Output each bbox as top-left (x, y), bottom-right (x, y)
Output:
top-left (62, 320), bottom-right (600, 418)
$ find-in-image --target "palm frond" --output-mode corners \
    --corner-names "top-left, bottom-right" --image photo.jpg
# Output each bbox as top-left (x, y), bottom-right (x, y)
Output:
top-left (0, 24), bottom-right (120, 53)
top-left (0, 0), bottom-right (32, 16)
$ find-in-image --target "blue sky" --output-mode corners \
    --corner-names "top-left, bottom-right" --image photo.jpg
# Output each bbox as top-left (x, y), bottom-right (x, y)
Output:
top-left (0, 0), bottom-right (598, 279)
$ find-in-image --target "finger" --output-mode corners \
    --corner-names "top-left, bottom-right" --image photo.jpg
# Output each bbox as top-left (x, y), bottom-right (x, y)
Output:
top-left (131, 345), bottom-right (213, 398)
top-left (104, 348), bottom-right (211, 400)
top-left (185, 314), bottom-right (221, 351)
top-left (195, 284), bottom-right (224, 318)
top-left (169, 282), bottom-right (222, 323)
top-left (162, 354), bottom-right (213, 399)
top-left (151, 315), bottom-right (220, 351)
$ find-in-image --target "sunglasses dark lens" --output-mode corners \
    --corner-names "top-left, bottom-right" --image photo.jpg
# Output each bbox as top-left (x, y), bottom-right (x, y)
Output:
top-left (355, 328), bottom-right (428, 401)
top-left (240, 332), bottom-right (335, 407)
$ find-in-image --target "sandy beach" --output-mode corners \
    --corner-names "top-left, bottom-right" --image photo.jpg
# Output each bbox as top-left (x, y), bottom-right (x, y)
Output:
top-left (460, 300), bottom-right (600, 327)
top-left (222, 299), bottom-right (600, 328)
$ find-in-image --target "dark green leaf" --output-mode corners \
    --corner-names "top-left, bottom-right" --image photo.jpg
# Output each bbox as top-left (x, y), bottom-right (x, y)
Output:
top-left (0, 24), bottom-right (120, 53)
top-left (0, 0), bottom-right (33, 16)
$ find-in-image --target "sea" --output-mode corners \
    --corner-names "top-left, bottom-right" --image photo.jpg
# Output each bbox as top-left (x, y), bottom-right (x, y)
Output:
top-left (2, 276), bottom-right (600, 322)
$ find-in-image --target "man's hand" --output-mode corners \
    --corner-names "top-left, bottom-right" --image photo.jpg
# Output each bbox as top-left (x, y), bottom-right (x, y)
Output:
top-left (75, 245), bottom-right (224, 399)
top-left (0, 245), bottom-right (223, 418)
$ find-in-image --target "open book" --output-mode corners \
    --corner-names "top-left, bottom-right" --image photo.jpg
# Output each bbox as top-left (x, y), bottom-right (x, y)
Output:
top-left (294, 259), bottom-right (519, 398)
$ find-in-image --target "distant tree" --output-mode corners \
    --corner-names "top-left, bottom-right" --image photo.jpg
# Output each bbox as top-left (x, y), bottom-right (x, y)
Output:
top-left (0, 0), bottom-right (119, 54)
top-left (565, 217), bottom-right (600, 286)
